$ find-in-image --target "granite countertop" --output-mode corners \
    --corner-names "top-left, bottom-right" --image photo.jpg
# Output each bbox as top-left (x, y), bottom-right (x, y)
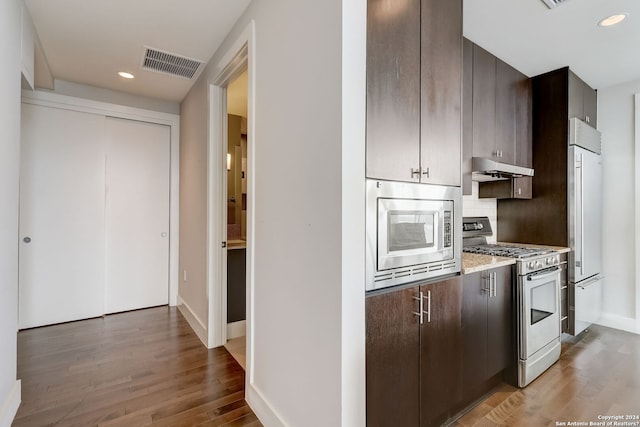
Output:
top-left (462, 253), bottom-right (515, 274)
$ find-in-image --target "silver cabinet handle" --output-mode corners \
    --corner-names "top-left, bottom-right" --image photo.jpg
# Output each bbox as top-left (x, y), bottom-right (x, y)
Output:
top-left (423, 290), bottom-right (431, 323)
top-left (422, 167), bottom-right (430, 178)
top-left (411, 168), bottom-right (421, 179)
top-left (413, 291), bottom-right (424, 324)
top-left (578, 152), bottom-right (584, 276)
top-left (492, 272), bottom-right (497, 297)
top-left (482, 273), bottom-right (491, 294)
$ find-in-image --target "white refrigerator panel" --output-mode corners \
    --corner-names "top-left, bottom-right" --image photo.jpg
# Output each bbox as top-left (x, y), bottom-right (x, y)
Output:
top-left (568, 146), bottom-right (602, 283)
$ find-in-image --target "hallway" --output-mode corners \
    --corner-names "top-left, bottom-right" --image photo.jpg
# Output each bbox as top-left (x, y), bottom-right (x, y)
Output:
top-left (13, 307), bottom-right (260, 426)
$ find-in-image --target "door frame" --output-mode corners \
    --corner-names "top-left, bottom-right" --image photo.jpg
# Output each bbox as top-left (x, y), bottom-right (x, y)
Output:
top-left (21, 90), bottom-right (181, 308)
top-left (206, 21), bottom-right (255, 365)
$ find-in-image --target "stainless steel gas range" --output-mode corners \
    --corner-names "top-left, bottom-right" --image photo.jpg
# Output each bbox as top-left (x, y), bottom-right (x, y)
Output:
top-left (463, 217), bottom-right (561, 387)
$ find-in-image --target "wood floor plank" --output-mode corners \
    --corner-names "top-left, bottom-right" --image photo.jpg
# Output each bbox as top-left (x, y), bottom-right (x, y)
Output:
top-left (13, 306), bottom-right (262, 427)
top-left (455, 325), bottom-right (640, 427)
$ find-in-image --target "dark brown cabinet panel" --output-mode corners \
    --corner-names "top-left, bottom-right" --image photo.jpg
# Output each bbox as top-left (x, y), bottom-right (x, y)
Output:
top-left (568, 69), bottom-right (597, 129)
top-left (420, 276), bottom-right (463, 427)
top-left (366, 276), bottom-right (463, 427)
top-left (462, 38), bottom-right (474, 195)
top-left (462, 266), bottom-right (513, 406)
top-left (496, 67), bottom-right (597, 245)
top-left (486, 266), bottom-right (513, 377)
top-left (495, 59), bottom-right (517, 164)
top-left (366, 286), bottom-right (420, 427)
top-left (366, 0), bottom-right (421, 183)
top-left (471, 44), bottom-right (496, 160)
top-left (366, 0), bottom-right (462, 186)
top-left (420, 0), bottom-right (462, 187)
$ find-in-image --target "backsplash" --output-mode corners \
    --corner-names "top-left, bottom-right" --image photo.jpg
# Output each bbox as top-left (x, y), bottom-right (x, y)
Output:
top-left (463, 182), bottom-right (497, 243)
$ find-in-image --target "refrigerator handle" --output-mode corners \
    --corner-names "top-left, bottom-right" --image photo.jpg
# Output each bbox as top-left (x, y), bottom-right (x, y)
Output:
top-left (576, 152), bottom-right (584, 277)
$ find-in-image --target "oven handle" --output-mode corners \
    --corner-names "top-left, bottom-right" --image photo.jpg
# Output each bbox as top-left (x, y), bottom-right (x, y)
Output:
top-left (526, 266), bottom-right (560, 281)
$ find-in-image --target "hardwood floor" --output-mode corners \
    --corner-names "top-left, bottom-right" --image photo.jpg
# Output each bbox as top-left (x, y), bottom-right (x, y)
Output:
top-left (13, 306), bottom-right (262, 427)
top-left (453, 325), bottom-right (640, 426)
top-left (224, 337), bottom-right (246, 371)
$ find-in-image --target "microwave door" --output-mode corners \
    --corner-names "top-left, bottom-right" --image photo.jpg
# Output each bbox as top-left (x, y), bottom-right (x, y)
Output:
top-left (377, 198), bottom-right (449, 271)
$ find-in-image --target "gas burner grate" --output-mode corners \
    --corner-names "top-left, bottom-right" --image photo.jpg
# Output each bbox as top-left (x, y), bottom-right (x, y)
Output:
top-left (462, 244), bottom-right (552, 259)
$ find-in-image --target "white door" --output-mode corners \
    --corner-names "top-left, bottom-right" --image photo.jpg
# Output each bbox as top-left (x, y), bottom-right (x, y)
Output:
top-left (19, 104), bottom-right (106, 329)
top-left (104, 117), bottom-right (170, 313)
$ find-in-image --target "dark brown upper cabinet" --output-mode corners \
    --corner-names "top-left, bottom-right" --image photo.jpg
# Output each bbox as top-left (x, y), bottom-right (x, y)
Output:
top-left (462, 39), bottom-right (532, 198)
top-left (568, 69), bottom-right (597, 128)
top-left (366, 0), bottom-right (462, 187)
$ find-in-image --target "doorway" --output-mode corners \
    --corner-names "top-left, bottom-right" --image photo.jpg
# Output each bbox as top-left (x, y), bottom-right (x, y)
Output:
top-left (206, 22), bottom-right (256, 389)
top-left (224, 69), bottom-right (249, 369)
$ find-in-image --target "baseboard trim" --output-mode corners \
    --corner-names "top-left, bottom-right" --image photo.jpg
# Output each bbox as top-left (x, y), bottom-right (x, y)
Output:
top-left (596, 312), bottom-right (640, 335)
top-left (246, 383), bottom-right (286, 427)
top-left (176, 296), bottom-right (208, 347)
top-left (227, 320), bottom-right (246, 339)
top-left (0, 380), bottom-right (21, 427)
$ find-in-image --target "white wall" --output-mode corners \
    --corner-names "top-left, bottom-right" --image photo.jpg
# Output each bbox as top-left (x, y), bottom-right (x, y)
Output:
top-left (179, 0), bottom-right (366, 425)
top-left (178, 74), bottom-right (209, 332)
top-left (597, 78), bottom-right (640, 333)
top-left (0, 0), bottom-right (23, 424)
top-left (463, 182), bottom-right (498, 243)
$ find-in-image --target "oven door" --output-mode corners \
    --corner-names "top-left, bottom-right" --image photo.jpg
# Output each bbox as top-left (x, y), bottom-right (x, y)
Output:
top-left (377, 198), bottom-right (453, 271)
top-left (519, 266), bottom-right (561, 359)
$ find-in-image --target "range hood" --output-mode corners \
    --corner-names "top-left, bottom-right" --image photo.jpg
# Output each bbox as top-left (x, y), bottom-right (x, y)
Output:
top-left (471, 157), bottom-right (534, 182)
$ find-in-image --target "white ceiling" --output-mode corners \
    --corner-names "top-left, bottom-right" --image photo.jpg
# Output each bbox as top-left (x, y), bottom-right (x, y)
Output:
top-left (465, 0), bottom-right (640, 89)
top-left (24, 0), bottom-right (251, 102)
top-left (24, 0), bottom-right (639, 105)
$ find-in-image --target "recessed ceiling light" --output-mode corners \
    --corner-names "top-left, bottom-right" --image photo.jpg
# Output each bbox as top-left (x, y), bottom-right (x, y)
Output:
top-left (598, 13), bottom-right (628, 27)
top-left (118, 71), bottom-right (135, 79)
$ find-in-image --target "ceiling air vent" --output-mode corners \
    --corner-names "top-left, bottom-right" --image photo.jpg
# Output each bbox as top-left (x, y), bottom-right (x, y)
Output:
top-left (540, 0), bottom-right (571, 9)
top-left (141, 46), bottom-right (204, 80)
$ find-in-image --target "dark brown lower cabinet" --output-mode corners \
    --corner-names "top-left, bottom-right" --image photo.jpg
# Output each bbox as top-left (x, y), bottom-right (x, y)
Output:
top-left (420, 277), bottom-right (463, 426)
top-left (366, 276), bottom-right (463, 427)
top-left (366, 287), bottom-right (420, 427)
top-left (461, 266), bottom-right (513, 406)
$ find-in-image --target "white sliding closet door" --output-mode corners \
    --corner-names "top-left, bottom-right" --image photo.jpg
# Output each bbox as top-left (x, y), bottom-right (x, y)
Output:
top-left (104, 117), bottom-right (171, 313)
top-left (19, 104), bottom-right (106, 329)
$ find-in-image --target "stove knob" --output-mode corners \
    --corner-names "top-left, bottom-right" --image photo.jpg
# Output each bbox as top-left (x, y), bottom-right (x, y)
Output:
top-left (546, 258), bottom-right (552, 265)
top-left (536, 261), bottom-right (542, 269)
top-left (528, 262), bottom-right (535, 269)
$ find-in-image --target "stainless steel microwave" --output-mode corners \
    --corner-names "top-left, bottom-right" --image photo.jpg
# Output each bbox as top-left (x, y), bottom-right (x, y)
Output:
top-left (366, 179), bottom-right (461, 291)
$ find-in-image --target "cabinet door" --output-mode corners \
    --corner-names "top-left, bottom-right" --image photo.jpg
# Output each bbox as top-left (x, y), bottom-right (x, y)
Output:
top-left (461, 271), bottom-right (489, 403)
top-left (495, 59), bottom-right (517, 164)
top-left (420, 276), bottom-right (462, 427)
top-left (487, 266), bottom-right (513, 377)
top-left (366, 287), bottom-right (420, 427)
top-left (583, 84), bottom-right (597, 128)
top-left (568, 70), bottom-right (584, 122)
top-left (420, 0), bottom-right (462, 186)
top-left (366, 0), bottom-right (421, 182)
top-left (462, 38), bottom-right (474, 195)
top-left (515, 71), bottom-right (532, 168)
top-left (472, 45), bottom-right (496, 160)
